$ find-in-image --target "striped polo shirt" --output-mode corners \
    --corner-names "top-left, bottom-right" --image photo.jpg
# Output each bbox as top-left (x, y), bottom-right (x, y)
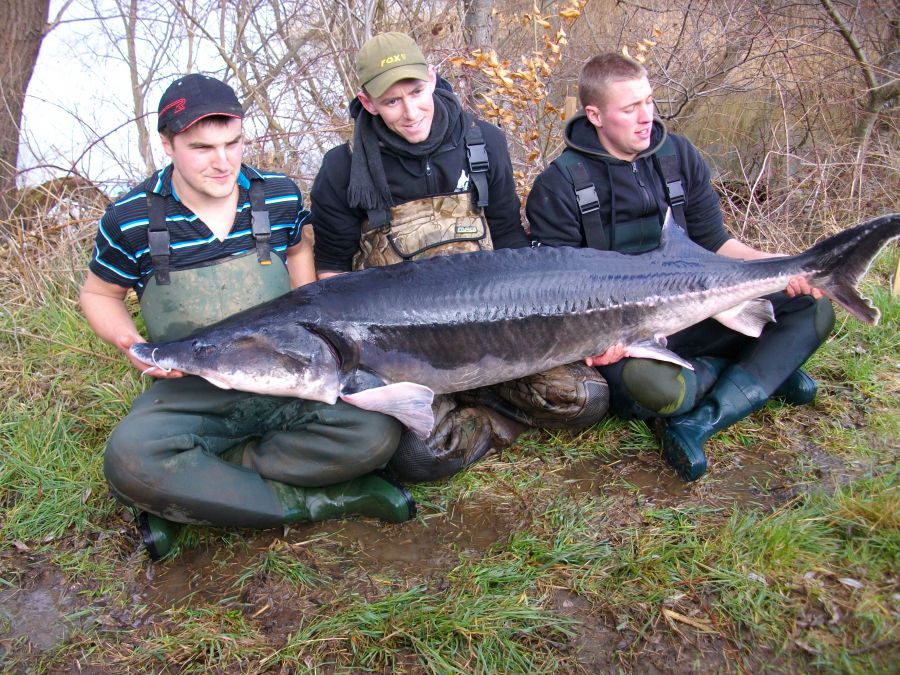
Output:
top-left (89, 164), bottom-right (309, 293)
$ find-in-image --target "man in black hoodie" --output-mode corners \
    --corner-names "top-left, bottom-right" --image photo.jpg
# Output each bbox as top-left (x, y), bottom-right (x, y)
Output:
top-left (527, 53), bottom-right (835, 481)
top-left (311, 33), bottom-right (610, 482)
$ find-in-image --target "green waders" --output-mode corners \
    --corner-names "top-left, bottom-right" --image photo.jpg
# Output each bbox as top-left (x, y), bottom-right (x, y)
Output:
top-left (109, 248), bottom-right (413, 560)
top-left (607, 293), bottom-right (835, 481)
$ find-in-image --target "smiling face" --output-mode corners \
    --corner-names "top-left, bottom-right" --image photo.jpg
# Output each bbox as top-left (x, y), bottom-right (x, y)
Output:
top-left (160, 117), bottom-right (244, 204)
top-left (357, 67), bottom-right (437, 144)
top-left (584, 76), bottom-right (655, 162)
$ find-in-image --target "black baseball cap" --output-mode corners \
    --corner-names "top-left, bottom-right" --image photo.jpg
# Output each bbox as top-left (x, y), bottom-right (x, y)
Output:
top-left (157, 74), bottom-right (244, 134)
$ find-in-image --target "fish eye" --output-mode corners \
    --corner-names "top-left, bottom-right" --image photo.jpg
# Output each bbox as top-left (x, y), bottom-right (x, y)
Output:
top-left (191, 341), bottom-right (217, 359)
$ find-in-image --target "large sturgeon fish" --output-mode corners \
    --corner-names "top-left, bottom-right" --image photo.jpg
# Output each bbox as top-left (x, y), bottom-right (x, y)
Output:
top-left (131, 212), bottom-right (899, 436)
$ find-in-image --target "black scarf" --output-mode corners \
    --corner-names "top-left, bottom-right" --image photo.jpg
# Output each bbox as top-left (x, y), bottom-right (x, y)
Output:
top-left (347, 86), bottom-right (464, 225)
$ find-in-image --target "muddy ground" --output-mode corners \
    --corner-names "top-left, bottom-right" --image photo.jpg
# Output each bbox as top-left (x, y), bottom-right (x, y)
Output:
top-left (2, 398), bottom-right (889, 673)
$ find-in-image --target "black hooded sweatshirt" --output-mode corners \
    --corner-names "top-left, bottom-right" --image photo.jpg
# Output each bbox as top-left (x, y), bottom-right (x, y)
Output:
top-left (526, 113), bottom-right (730, 253)
top-left (311, 79), bottom-right (528, 273)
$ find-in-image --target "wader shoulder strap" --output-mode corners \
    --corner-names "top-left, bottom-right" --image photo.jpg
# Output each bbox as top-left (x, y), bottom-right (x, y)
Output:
top-left (465, 123), bottom-right (490, 209)
top-left (556, 150), bottom-right (609, 250)
top-left (146, 192), bottom-right (171, 285)
top-left (248, 178), bottom-right (272, 265)
top-left (146, 176), bottom-right (273, 285)
top-left (362, 125), bottom-right (490, 230)
top-left (652, 136), bottom-right (687, 229)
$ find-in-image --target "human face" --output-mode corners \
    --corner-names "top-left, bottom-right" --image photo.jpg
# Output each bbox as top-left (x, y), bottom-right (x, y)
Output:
top-left (160, 117), bottom-right (244, 204)
top-left (358, 67), bottom-right (437, 144)
top-left (584, 76), bottom-right (655, 162)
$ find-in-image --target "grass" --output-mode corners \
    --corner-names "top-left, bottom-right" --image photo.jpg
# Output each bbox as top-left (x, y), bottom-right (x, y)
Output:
top-left (0, 218), bottom-right (897, 672)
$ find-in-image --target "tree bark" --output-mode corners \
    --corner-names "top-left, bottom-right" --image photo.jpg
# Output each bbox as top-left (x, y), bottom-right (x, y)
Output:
top-left (0, 0), bottom-right (51, 220)
top-left (463, 0), bottom-right (492, 50)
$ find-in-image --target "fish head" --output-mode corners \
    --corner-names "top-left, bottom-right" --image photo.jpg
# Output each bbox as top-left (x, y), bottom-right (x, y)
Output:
top-left (130, 322), bottom-right (341, 402)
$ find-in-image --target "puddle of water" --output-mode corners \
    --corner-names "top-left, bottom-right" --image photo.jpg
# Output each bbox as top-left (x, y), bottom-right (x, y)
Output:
top-left (140, 535), bottom-right (273, 608)
top-left (0, 575), bottom-right (82, 652)
top-left (140, 497), bottom-right (518, 609)
top-left (556, 446), bottom-right (802, 509)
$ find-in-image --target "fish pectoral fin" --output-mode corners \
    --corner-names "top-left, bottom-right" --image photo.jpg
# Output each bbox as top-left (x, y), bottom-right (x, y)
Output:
top-left (625, 339), bottom-right (694, 369)
top-left (340, 383), bottom-right (436, 439)
top-left (712, 298), bottom-right (775, 337)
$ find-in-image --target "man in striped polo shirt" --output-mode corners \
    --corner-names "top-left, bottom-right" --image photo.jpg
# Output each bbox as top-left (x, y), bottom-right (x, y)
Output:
top-left (79, 74), bottom-right (415, 561)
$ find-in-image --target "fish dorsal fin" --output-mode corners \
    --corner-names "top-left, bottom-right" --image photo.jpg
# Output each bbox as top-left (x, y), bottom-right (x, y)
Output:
top-left (712, 298), bottom-right (775, 337)
top-left (341, 383), bottom-right (436, 438)
top-left (656, 207), bottom-right (721, 261)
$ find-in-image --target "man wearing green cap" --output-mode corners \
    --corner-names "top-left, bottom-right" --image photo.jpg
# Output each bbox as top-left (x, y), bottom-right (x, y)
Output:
top-left (311, 33), bottom-right (610, 482)
top-left (80, 74), bottom-right (416, 560)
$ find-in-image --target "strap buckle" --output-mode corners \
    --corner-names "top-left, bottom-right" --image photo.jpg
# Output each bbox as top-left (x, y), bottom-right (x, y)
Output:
top-left (575, 185), bottom-right (600, 215)
top-left (466, 142), bottom-right (489, 173)
top-left (665, 179), bottom-right (686, 207)
top-left (251, 210), bottom-right (272, 265)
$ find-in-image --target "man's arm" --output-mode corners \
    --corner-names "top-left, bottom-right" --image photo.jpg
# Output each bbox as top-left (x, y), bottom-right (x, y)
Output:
top-left (79, 271), bottom-right (182, 378)
top-left (480, 122), bottom-right (529, 248)
top-left (310, 145), bottom-right (364, 275)
top-left (525, 164), bottom-right (585, 247)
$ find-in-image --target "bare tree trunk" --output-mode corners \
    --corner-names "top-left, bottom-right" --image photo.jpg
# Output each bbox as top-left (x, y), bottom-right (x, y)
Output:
top-left (123, 0), bottom-right (156, 174)
top-left (819, 0), bottom-right (900, 147)
top-left (463, 0), bottom-right (492, 50)
top-left (0, 0), bottom-right (50, 220)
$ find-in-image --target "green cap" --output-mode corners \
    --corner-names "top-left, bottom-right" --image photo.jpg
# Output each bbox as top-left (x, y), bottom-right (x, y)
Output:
top-left (356, 32), bottom-right (429, 98)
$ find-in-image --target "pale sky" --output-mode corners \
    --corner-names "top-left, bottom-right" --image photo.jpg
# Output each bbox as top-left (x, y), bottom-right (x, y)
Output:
top-left (23, 1), bottom-right (179, 193)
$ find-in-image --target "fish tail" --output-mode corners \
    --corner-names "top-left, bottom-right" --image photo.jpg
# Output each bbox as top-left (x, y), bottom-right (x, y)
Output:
top-left (799, 213), bottom-right (900, 324)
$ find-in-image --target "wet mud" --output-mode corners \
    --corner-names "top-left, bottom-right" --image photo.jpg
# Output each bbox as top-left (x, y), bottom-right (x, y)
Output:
top-left (0, 421), bottom-right (872, 669)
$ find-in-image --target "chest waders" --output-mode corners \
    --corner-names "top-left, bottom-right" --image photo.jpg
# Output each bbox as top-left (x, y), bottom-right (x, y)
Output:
top-left (352, 123), bottom-right (494, 270)
top-left (557, 137), bottom-right (709, 425)
top-left (124, 180), bottom-right (414, 560)
top-left (140, 179), bottom-right (289, 342)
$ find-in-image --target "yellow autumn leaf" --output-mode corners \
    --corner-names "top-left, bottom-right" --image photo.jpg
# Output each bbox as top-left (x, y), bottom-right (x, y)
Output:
top-left (559, 9), bottom-right (580, 19)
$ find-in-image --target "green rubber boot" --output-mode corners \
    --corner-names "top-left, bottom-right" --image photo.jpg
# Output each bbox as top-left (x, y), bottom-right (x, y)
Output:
top-left (654, 365), bottom-right (769, 481)
top-left (273, 473), bottom-right (416, 524)
top-left (772, 369), bottom-right (818, 406)
top-left (138, 511), bottom-right (182, 561)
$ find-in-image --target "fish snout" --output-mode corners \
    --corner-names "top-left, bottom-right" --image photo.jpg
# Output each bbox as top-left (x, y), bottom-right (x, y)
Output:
top-left (129, 343), bottom-right (153, 364)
